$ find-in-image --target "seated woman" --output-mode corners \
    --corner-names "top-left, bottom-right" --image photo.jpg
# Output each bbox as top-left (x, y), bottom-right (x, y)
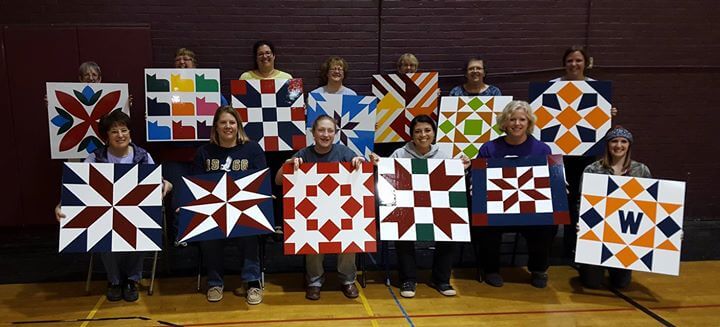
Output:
top-left (240, 40), bottom-right (292, 80)
top-left (192, 106), bottom-right (267, 304)
top-left (370, 115), bottom-right (470, 298)
top-left (579, 126), bottom-right (650, 289)
top-left (449, 57), bottom-right (501, 96)
top-left (55, 110), bottom-right (172, 302)
top-left (275, 115), bottom-right (365, 301)
top-left (473, 100), bottom-right (556, 289)
top-left (312, 56), bottom-right (355, 95)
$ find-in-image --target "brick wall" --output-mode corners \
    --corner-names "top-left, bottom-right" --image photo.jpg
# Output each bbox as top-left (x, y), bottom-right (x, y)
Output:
top-left (0, 0), bottom-right (717, 220)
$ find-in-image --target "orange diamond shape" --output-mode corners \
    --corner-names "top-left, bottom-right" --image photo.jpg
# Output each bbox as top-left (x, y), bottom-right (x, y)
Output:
top-left (534, 106), bottom-right (553, 128)
top-left (557, 106), bottom-right (582, 129)
top-left (557, 82), bottom-right (582, 104)
top-left (584, 106), bottom-right (610, 129)
top-left (615, 246), bottom-right (639, 267)
top-left (556, 131), bottom-right (582, 154)
top-left (621, 178), bottom-right (645, 199)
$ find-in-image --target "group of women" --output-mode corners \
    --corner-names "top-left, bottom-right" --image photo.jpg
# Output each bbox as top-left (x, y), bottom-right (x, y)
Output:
top-left (53, 42), bottom-right (648, 305)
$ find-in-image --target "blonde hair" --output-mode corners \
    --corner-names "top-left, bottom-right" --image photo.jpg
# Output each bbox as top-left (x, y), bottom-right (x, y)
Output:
top-left (497, 100), bottom-right (536, 135)
top-left (210, 106), bottom-right (250, 145)
top-left (319, 56), bottom-right (348, 86)
top-left (175, 48), bottom-right (197, 66)
top-left (396, 53), bottom-right (419, 70)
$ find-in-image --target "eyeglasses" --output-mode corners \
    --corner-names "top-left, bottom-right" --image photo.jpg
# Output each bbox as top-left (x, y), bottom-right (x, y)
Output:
top-left (256, 51), bottom-right (273, 57)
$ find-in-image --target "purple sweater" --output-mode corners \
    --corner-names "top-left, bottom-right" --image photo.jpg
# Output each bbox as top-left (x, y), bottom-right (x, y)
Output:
top-left (477, 135), bottom-right (550, 159)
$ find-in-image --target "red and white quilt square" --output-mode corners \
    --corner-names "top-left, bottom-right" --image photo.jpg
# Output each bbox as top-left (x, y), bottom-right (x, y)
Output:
top-left (282, 162), bottom-right (376, 255)
top-left (486, 166), bottom-right (552, 214)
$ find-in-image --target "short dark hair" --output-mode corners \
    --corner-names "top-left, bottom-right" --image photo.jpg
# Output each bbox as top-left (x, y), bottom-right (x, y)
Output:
top-left (464, 57), bottom-right (487, 74)
top-left (409, 114), bottom-right (437, 136)
top-left (252, 40), bottom-right (276, 69)
top-left (98, 110), bottom-right (130, 141)
top-left (562, 46), bottom-right (589, 67)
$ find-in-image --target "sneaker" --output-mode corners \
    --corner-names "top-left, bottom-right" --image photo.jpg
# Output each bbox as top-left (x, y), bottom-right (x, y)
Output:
top-left (305, 286), bottom-right (321, 301)
top-left (246, 287), bottom-right (263, 305)
top-left (531, 271), bottom-right (548, 289)
top-left (484, 273), bottom-right (504, 287)
top-left (341, 283), bottom-right (359, 299)
top-left (433, 283), bottom-right (457, 296)
top-left (207, 286), bottom-right (224, 302)
top-left (106, 283), bottom-right (122, 302)
top-left (174, 240), bottom-right (188, 247)
top-left (122, 280), bottom-right (139, 302)
top-left (399, 281), bottom-right (416, 298)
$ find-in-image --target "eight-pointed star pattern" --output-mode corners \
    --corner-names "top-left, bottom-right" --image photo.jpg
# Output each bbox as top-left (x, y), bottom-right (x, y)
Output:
top-left (377, 158), bottom-right (470, 242)
top-left (176, 168), bottom-right (275, 243)
top-left (59, 163), bottom-right (163, 253)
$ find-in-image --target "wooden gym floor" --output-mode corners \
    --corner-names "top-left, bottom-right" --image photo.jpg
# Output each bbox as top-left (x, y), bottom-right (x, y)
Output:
top-left (2, 261), bottom-right (719, 326)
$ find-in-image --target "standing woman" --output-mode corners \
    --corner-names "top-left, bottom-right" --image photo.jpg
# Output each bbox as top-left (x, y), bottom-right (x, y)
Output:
top-left (55, 110), bottom-right (172, 302)
top-left (312, 56), bottom-right (356, 95)
top-left (578, 126), bottom-right (650, 289)
top-left (474, 101), bottom-right (556, 288)
top-left (275, 115), bottom-right (365, 301)
top-left (369, 115), bottom-right (470, 298)
top-left (193, 106), bottom-right (267, 304)
top-left (240, 40), bottom-right (292, 80)
top-left (554, 46), bottom-right (618, 258)
top-left (449, 57), bottom-right (501, 96)
top-left (397, 53), bottom-right (419, 74)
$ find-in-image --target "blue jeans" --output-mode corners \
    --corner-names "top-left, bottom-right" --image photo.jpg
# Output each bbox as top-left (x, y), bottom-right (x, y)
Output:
top-left (200, 236), bottom-right (261, 287)
top-left (100, 252), bottom-right (145, 285)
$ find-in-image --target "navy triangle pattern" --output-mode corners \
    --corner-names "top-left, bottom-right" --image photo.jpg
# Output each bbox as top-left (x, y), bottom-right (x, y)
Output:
top-left (577, 125), bottom-right (597, 142)
top-left (601, 244), bottom-right (613, 263)
top-left (138, 164), bottom-right (160, 183)
top-left (540, 125), bottom-right (561, 142)
top-left (61, 186), bottom-right (85, 206)
top-left (62, 164), bottom-right (86, 185)
top-left (528, 82), bottom-right (551, 102)
top-left (234, 81), bottom-right (262, 108)
top-left (61, 230), bottom-right (88, 253)
top-left (542, 93), bottom-right (561, 110)
top-left (640, 251), bottom-right (654, 270)
top-left (646, 181), bottom-right (659, 200)
top-left (89, 231), bottom-right (113, 252)
top-left (139, 228), bottom-right (163, 249)
top-left (577, 93), bottom-right (597, 110)
top-left (114, 164), bottom-right (134, 182)
top-left (140, 206), bottom-right (163, 225)
top-left (607, 178), bottom-right (619, 196)
top-left (588, 81), bottom-right (612, 102)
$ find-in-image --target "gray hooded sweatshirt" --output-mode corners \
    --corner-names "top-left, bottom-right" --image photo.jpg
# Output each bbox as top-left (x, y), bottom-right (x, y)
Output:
top-left (389, 142), bottom-right (450, 159)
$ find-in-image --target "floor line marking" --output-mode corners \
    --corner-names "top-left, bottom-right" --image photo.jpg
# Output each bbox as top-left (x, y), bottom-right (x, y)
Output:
top-left (387, 285), bottom-right (414, 326)
top-left (357, 283), bottom-right (379, 327)
top-left (80, 295), bottom-right (105, 327)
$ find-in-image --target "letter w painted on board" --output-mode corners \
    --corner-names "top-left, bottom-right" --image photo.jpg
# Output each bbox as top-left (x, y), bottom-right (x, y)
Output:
top-left (618, 210), bottom-right (643, 235)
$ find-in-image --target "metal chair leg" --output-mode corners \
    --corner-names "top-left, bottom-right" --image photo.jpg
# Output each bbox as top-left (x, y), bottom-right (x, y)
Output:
top-left (358, 254), bottom-right (367, 288)
top-left (259, 236), bottom-right (266, 289)
top-left (148, 251), bottom-right (158, 295)
top-left (85, 253), bottom-right (94, 295)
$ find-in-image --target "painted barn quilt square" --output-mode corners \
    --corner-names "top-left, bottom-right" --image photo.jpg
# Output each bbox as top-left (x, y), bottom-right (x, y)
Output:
top-left (377, 158), bottom-right (470, 242)
top-left (175, 168), bottom-right (274, 243)
top-left (232, 79), bottom-right (306, 151)
top-left (471, 155), bottom-right (569, 227)
top-left (144, 68), bottom-right (221, 142)
top-left (282, 162), bottom-right (376, 255)
top-left (529, 81), bottom-right (612, 155)
top-left (372, 72), bottom-right (439, 143)
top-left (576, 173), bottom-right (685, 275)
top-left (47, 83), bottom-right (129, 159)
top-left (306, 93), bottom-right (377, 157)
top-left (437, 96), bottom-right (513, 159)
top-left (59, 163), bottom-right (163, 253)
